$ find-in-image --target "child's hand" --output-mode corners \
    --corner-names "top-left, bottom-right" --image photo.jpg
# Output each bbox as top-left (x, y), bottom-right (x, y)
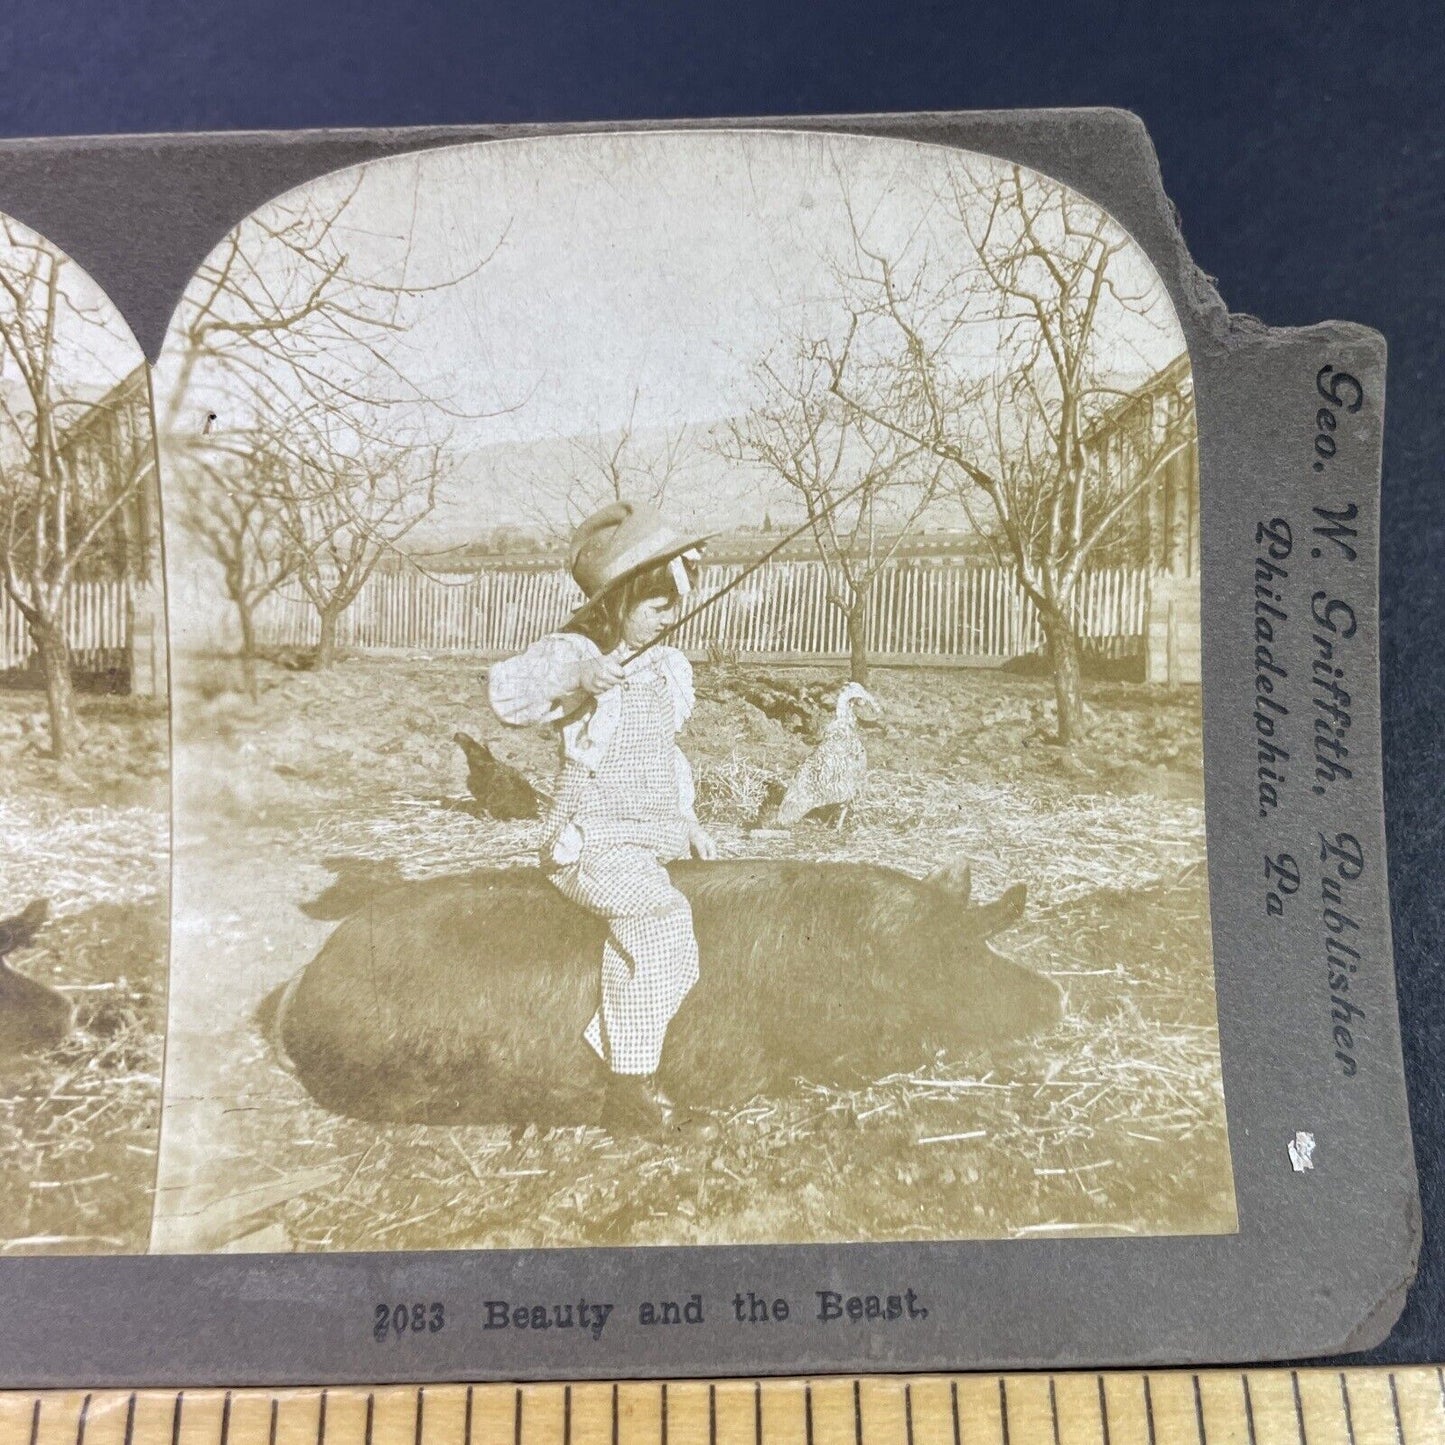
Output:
top-left (577, 652), bottom-right (627, 697)
top-left (686, 819), bottom-right (718, 860)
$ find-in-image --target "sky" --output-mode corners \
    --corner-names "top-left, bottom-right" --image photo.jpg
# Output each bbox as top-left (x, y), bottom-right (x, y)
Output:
top-left (153, 129), bottom-right (1188, 547)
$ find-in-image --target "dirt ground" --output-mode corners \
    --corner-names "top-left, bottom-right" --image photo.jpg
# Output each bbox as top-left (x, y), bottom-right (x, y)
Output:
top-left (151, 648), bottom-right (1235, 1253)
top-left (0, 691), bottom-right (169, 1254)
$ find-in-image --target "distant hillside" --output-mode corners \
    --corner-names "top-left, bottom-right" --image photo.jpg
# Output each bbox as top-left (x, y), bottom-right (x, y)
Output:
top-left (391, 522), bottom-right (992, 575)
top-left (402, 411), bottom-right (975, 556)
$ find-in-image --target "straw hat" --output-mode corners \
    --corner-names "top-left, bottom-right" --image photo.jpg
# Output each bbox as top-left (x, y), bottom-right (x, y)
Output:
top-left (568, 501), bottom-right (711, 602)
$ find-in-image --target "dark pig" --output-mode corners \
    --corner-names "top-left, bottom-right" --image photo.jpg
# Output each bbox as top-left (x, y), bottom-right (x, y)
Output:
top-left (0, 900), bottom-right (72, 1060)
top-left (264, 859), bottom-right (1061, 1124)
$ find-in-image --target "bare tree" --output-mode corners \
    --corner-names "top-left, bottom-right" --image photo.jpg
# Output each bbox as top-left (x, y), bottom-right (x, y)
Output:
top-left (524, 389), bottom-right (698, 541)
top-left (159, 167), bottom-right (507, 670)
top-left (264, 403), bottom-right (450, 668)
top-left (0, 219), bottom-right (151, 759)
top-left (726, 342), bottom-right (942, 684)
top-left (160, 170), bottom-right (500, 437)
top-left (176, 438), bottom-right (300, 698)
top-left (829, 162), bottom-right (1190, 742)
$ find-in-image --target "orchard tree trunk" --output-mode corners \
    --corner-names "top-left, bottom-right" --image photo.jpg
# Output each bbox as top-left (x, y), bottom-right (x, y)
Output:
top-left (224, 562), bottom-right (261, 700)
top-left (313, 603), bottom-right (343, 669)
top-left (31, 618), bottom-right (82, 761)
top-left (236, 599), bottom-right (259, 701)
top-left (846, 587), bottom-right (871, 685)
top-left (1040, 604), bottom-right (1085, 745)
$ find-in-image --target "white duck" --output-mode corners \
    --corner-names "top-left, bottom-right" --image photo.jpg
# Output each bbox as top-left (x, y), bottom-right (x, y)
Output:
top-left (777, 682), bottom-right (881, 828)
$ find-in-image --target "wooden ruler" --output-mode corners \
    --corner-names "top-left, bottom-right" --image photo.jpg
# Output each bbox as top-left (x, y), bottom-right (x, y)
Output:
top-left (3, 1371), bottom-right (1444, 1445)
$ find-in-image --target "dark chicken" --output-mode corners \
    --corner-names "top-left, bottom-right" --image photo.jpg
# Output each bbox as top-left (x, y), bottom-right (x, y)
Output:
top-left (453, 732), bottom-right (546, 820)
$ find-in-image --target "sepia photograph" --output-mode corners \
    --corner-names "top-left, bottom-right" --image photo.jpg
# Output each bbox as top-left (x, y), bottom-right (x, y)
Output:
top-left (147, 129), bottom-right (1234, 1254)
top-left (0, 214), bottom-right (169, 1254)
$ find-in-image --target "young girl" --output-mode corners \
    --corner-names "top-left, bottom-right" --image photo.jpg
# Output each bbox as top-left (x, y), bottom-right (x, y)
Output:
top-left (487, 501), bottom-right (716, 1135)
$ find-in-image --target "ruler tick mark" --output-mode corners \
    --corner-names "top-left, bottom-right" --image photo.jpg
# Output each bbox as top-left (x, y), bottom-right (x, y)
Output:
top-left (1389, 1373), bottom-right (1405, 1445)
top-left (12, 1370), bottom-right (1445, 1445)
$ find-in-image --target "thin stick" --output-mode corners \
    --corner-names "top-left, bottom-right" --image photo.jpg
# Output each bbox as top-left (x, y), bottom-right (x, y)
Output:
top-left (627, 474), bottom-right (879, 662)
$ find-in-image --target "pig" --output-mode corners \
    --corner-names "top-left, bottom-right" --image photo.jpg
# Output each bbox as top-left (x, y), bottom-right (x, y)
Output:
top-left (0, 899), bottom-right (72, 1063)
top-left (262, 858), bottom-right (1061, 1125)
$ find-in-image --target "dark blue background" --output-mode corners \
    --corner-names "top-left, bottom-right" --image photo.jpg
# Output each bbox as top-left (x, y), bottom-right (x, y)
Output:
top-left (0, 0), bottom-right (1439, 1365)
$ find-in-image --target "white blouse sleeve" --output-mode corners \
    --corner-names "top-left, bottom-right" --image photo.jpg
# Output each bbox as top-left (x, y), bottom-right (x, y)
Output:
top-left (487, 632), bottom-right (596, 726)
top-left (658, 646), bottom-right (695, 728)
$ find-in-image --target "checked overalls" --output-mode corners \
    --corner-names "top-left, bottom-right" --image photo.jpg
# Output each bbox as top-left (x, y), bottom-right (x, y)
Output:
top-left (541, 650), bottom-right (701, 1076)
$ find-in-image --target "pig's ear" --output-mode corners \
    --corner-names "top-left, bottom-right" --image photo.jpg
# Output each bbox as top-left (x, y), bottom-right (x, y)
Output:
top-left (925, 861), bottom-right (972, 904)
top-left (965, 884), bottom-right (1028, 941)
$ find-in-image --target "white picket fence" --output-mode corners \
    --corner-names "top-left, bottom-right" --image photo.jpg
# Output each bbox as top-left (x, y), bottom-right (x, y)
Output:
top-left (255, 560), bottom-right (1150, 663)
top-left (0, 580), bottom-right (133, 672)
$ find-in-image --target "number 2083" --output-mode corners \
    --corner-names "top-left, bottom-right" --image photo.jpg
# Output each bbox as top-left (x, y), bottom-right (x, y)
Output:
top-left (374, 1303), bottom-right (445, 1341)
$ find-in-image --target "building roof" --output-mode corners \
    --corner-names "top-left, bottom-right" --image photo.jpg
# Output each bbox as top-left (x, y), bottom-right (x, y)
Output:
top-left (54, 365), bottom-right (149, 456)
top-left (1079, 352), bottom-right (1193, 449)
